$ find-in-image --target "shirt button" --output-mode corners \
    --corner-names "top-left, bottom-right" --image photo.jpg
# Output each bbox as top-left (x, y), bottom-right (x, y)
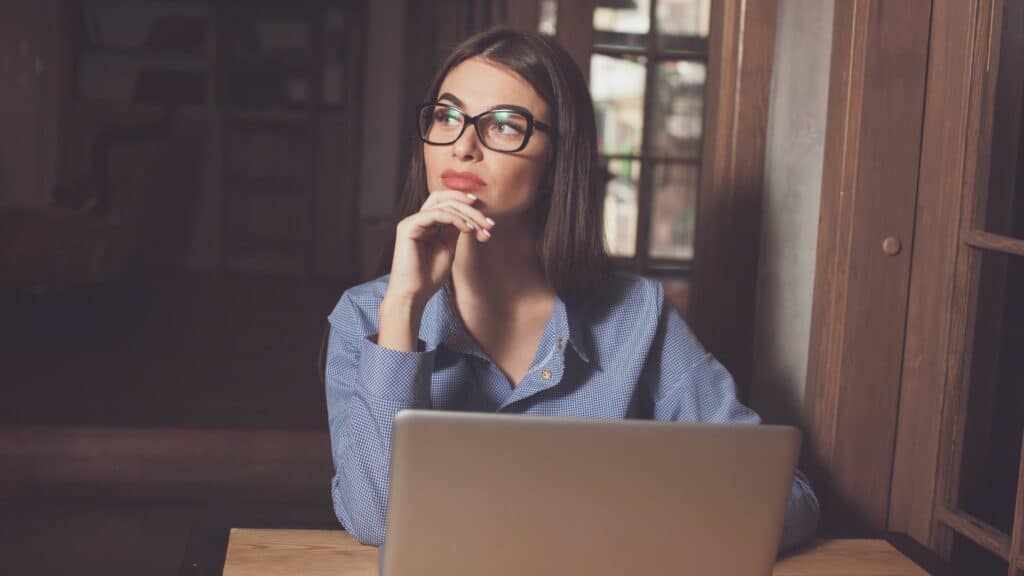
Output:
top-left (541, 370), bottom-right (552, 380)
top-left (556, 338), bottom-right (564, 350)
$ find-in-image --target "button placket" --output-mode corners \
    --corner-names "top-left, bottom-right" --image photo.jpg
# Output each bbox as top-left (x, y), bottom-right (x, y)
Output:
top-left (500, 339), bottom-right (567, 410)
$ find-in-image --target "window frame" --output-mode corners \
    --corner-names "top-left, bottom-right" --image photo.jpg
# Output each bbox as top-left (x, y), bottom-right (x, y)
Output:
top-left (564, 0), bottom-right (713, 274)
top-left (925, 0), bottom-right (1024, 568)
top-left (548, 0), bottom-right (778, 393)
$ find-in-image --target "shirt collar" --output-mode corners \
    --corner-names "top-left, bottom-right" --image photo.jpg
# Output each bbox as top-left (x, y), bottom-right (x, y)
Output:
top-left (429, 279), bottom-right (591, 364)
top-left (556, 293), bottom-right (592, 364)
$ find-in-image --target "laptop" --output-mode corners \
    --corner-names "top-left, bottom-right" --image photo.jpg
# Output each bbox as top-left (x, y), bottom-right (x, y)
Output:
top-left (379, 409), bottom-right (801, 576)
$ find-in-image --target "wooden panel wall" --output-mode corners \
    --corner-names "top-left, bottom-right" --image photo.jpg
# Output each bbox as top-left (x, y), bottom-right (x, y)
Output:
top-left (0, 428), bottom-right (332, 502)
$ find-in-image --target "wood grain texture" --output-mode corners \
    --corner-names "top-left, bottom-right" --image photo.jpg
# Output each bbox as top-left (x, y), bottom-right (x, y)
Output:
top-left (935, 506), bottom-right (1011, 560)
top-left (965, 229), bottom-right (1024, 257)
top-left (773, 539), bottom-right (929, 575)
top-left (887, 0), bottom-right (980, 546)
top-left (224, 529), bottom-right (377, 576)
top-left (804, 0), bottom-right (933, 535)
top-left (928, 0), bottom-right (1007, 560)
top-left (223, 530), bottom-right (930, 575)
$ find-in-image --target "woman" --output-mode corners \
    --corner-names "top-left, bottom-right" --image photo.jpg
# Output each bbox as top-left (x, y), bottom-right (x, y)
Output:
top-left (325, 27), bottom-right (819, 550)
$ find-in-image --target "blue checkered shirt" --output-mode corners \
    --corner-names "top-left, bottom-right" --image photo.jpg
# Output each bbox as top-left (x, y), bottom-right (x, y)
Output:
top-left (325, 272), bottom-right (819, 550)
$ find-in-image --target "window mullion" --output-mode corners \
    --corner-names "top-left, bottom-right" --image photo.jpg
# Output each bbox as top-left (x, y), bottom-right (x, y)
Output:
top-left (634, 0), bottom-right (659, 273)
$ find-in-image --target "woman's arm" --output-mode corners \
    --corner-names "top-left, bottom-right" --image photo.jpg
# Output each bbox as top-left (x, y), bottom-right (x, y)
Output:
top-left (326, 189), bottom-right (493, 545)
top-left (641, 282), bottom-right (820, 552)
top-left (325, 291), bottom-right (436, 546)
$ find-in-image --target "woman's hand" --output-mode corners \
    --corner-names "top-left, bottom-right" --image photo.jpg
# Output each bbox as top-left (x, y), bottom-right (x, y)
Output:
top-left (378, 190), bottom-right (494, 351)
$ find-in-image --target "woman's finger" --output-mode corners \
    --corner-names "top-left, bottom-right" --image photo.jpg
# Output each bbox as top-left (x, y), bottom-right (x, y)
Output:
top-left (402, 208), bottom-right (473, 240)
top-left (435, 200), bottom-right (494, 232)
top-left (421, 189), bottom-right (478, 211)
top-left (437, 205), bottom-right (492, 242)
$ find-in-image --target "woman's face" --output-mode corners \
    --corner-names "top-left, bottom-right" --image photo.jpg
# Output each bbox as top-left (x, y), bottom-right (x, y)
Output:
top-left (423, 57), bottom-right (554, 220)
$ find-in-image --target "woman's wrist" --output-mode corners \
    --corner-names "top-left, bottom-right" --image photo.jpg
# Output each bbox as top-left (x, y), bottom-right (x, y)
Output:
top-left (381, 286), bottom-right (429, 311)
top-left (378, 291), bottom-right (428, 352)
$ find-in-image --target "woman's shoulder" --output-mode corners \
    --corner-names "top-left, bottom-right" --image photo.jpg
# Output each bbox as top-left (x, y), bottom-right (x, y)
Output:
top-left (597, 271), bottom-right (665, 309)
top-left (584, 271), bottom-right (666, 327)
top-left (340, 274), bottom-right (391, 305)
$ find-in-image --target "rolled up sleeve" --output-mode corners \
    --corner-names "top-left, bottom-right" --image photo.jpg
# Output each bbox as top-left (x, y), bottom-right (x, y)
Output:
top-left (325, 293), bottom-right (435, 546)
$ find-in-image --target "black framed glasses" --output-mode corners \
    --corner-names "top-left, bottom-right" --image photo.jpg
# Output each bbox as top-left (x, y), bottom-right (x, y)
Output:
top-left (417, 102), bottom-right (556, 153)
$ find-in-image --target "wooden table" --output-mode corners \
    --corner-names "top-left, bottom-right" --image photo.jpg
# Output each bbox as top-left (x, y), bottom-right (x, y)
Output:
top-left (222, 529), bottom-right (934, 575)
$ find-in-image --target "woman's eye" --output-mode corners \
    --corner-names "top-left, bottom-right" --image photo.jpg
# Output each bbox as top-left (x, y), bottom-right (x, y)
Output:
top-left (496, 122), bottom-right (522, 134)
top-left (434, 108), bottom-right (461, 125)
top-left (488, 115), bottom-right (525, 135)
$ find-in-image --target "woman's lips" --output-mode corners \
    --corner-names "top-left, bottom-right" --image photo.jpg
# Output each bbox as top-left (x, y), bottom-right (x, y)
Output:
top-left (441, 171), bottom-right (486, 192)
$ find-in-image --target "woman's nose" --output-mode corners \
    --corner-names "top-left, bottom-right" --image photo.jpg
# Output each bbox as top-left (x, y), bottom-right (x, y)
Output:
top-left (450, 124), bottom-right (482, 159)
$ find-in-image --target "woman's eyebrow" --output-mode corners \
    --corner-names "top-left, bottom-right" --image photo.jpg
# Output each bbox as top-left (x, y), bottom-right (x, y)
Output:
top-left (437, 92), bottom-right (465, 107)
top-left (487, 104), bottom-right (531, 114)
top-left (438, 93), bottom-right (531, 113)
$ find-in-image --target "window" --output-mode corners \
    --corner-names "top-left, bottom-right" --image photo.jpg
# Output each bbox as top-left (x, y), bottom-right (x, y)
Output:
top-left (542, 0), bottom-right (711, 275)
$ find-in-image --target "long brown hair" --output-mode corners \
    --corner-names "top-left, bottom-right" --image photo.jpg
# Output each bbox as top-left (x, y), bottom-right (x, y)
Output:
top-left (390, 27), bottom-right (610, 305)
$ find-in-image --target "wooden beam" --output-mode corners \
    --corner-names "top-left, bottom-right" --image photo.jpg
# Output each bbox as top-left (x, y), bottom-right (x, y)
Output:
top-left (935, 506), bottom-right (1011, 560)
top-left (965, 230), bottom-right (1024, 258)
top-left (690, 0), bottom-right (779, 399)
top-left (554, 0), bottom-right (594, 82)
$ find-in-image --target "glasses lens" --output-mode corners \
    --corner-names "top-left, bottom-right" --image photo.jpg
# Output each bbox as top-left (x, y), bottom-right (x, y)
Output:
top-left (420, 104), bottom-right (464, 144)
top-left (478, 110), bottom-right (529, 151)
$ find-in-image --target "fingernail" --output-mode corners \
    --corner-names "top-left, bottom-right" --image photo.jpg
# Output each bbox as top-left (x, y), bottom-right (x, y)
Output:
top-left (481, 228), bottom-right (491, 238)
top-left (466, 193), bottom-right (477, 201)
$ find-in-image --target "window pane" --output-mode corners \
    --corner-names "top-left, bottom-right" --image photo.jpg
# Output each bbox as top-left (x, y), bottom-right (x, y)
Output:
top-left (538, 0), bottom-right (557, 36)
top-left (602, 159), bottom-right (641, 257)
top-left (656, 0), bottom-right (711, 51)
top-left (591, 54), bottom-right (646, 156)
top-left (649, 162), bottom-right (698, 259)
top-left (951, 533), bottom-right (1010, 575)
top-left (650, 60), bottom-right (706, 157)
top-left (957, 250), bottom-right (1024, 535)
top-left (593, 0), bottom-right (649, 48)
top-left (978, 0), bottom-right (1024, 240)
